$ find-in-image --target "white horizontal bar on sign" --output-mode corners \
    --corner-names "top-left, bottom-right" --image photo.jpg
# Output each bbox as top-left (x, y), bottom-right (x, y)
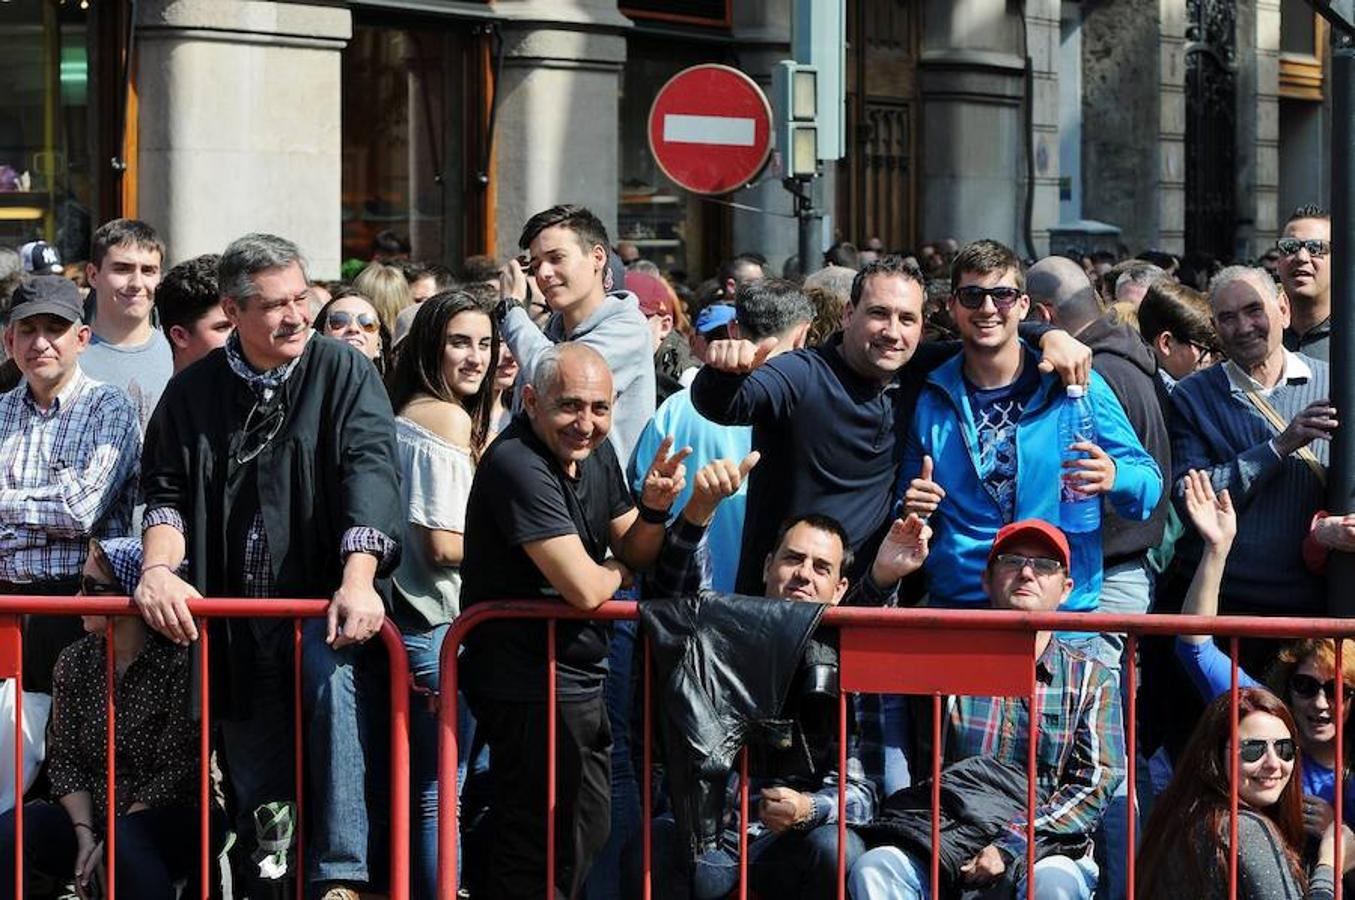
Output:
top-left (662, 114), bottom-right (756, 146)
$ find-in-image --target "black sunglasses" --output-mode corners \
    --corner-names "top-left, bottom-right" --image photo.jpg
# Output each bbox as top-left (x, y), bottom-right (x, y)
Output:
top-left (79, 576), bottom-right (121, 596)
top-left (953, 285), bottom-right (1023, 311)
top-left (1289, 672), bottom-right (1355, 704)
top-left (1239, 737), bottom-right (1297, 764)
top-left (1275, 238), bottom-right (1331, 258)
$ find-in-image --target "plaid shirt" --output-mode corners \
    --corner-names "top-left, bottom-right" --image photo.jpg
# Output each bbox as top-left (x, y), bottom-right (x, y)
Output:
top-left (0, 369), bottom-right (140, 583)
top-left (942, 638), bottom-right (1124, 860)
top-left (651, 515), bottom-right (884, 834)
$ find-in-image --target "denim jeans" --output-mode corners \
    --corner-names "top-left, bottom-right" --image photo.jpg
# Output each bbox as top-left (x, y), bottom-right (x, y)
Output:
top-left (219, 618), bottom-right (378, 893)
top-left (586, 618), bottom-right (642, 900)
top-left (1062, 557), bottom-right (1153, 900)
top-left (848, 845), bottom-right (1098, 900)
top-left (638, 814), bottom-right (865, 900)
top-left (403, 623), bottom-right (488, 898)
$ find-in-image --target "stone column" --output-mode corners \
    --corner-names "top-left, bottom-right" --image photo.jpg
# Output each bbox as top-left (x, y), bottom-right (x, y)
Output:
top-left (1236, 0), bottom-right (1282, 260)
top-left (490, 1), bottom-right (629, 256)
top-left (918, 0), bottom-right (1026, 250)
top-left (1159, 0), bottom-right (1188, 254)
top-left (136, 0), bottom-right (350, 277)
top-left (1026, 0), bottom-right (1061, 257)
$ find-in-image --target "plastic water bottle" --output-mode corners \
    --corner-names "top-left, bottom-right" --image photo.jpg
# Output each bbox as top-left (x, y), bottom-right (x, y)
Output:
top-left (1059, 384), bottom-right (1101, 534)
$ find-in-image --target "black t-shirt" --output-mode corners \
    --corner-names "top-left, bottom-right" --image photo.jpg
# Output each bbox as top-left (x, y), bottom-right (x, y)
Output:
top-left (460, 415), bottom-right (633, 700)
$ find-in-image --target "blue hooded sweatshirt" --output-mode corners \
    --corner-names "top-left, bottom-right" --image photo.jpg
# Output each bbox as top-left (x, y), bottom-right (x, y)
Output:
top-left (901, 346), bottom-right (1162, 611)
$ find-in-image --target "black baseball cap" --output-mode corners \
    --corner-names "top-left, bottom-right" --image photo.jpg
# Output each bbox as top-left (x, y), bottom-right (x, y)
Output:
top-left (8, 276), bottom-right (84, 324)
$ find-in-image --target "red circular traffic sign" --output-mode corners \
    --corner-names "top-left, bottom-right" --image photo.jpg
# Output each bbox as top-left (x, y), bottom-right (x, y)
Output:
top-left (648, 64), bottom-right (773, 196)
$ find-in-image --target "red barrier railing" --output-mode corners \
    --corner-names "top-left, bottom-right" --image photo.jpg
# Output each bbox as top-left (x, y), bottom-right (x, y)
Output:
top-left (0, 596), bottom-right (410, 900)
top-left (436, 601), bottom-right (1355, 900)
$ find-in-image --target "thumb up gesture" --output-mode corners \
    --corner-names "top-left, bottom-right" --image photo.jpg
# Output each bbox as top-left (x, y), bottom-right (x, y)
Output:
top-left (903, 455), bottom-right (945, 519)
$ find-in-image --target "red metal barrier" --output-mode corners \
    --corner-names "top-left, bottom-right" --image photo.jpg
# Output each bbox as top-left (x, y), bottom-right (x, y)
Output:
top-left (437, 601), bottom-right (1355, 900)
top-left (0, 596), bottom-right (410, 900)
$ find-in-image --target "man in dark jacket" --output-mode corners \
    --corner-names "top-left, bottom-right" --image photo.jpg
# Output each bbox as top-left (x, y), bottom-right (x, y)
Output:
top-left (134, 233), bottom-right (402, 900)
top-left (632, 449), bottom-right (932, 899)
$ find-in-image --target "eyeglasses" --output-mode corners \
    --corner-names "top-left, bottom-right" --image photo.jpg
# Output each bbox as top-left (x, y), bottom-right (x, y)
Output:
top-left (953, 285), bottom-right (1023, 311)
top-left (993, 553), bottom-right (1065, 577)
top-left (1239, 737), bottom-right (1297, 764)
top-left (234, 396), bottom-right (287, 466)
top-left (78, 576), bottom-right (121, 596)
top-left (1187, 340), bottom-right (1220, 365)
top-left (1275, 238), bottom-right (1331, 258)
top-left (1289, 672), bottom-right (1355, 704)
top-left (324, 311), bottom-right (380, 334)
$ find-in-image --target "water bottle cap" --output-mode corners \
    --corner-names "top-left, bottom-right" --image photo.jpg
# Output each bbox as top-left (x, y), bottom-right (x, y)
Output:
top-left (1065, 384), bottom-right (1086, 398)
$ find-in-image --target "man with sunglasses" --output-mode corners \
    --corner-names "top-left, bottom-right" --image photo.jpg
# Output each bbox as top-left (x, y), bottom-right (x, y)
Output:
top-left (849, 519), bottom-right (1124, 900)
top-left (900, 240), bottom-right (1161, 617)
top-left (136, 233), bottom-right (402, 900)
top-left (1277, 204), bottom-right (1332, 361)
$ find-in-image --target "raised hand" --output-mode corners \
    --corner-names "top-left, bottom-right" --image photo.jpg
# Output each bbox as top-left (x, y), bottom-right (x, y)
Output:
top-left (1036, 330), bottom-right (1092, 386)
top-left (683, 451), bottom-right (761, 526)
top-left (640, 435), bottom-right (693, 513)
top-left (705, 336), bottom-right (778, 373)
top-left (903, 455), bottom-right (945, 519)
top-left (1182, 469), bottom-right (1236, 549)
top-left (871, 513), bottom-right (932, 588)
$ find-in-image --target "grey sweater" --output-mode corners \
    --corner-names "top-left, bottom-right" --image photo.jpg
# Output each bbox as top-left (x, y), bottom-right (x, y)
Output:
top-left (1151, 810), bottom-right (1335, 900)
top-left (501, 290), bottom-right (657, 475)
top-left (1169, 357), bottom-right (1328, 614)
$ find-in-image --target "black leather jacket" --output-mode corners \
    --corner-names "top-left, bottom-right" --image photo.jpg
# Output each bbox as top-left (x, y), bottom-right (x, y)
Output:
top-left (639, 592), bottom-right (827, 861)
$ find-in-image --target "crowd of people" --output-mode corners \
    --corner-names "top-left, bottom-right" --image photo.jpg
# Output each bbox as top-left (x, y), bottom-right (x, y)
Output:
top-left (0, 200), bottom-right (1348, 900)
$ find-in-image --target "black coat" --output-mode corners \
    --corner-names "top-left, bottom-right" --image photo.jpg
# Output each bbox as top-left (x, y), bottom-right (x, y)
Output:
top-left (141, 335), bottom-right (402, 717)
top-left (639, 592), bottom-right (827, 862)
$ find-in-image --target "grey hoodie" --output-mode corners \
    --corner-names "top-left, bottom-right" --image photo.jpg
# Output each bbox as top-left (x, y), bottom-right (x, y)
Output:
top-left (501, 290), bottom-right (658, 473)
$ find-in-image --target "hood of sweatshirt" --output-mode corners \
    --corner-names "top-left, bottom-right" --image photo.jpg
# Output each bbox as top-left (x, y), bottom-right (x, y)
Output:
top-left (1078, 312), bottom-right (1158, 379)
top-left (544, 290), bottom-right (645, 342)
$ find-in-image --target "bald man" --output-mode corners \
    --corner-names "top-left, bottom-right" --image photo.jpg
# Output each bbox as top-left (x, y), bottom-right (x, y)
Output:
top-left (1026, 254), bottom-right (1171, 900)
top-left (460, 342), bottom-right (688, 899)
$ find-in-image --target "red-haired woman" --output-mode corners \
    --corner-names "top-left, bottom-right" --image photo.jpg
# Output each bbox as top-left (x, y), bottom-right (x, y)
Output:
top-left (1137, 687), bottom-right (1354, 898)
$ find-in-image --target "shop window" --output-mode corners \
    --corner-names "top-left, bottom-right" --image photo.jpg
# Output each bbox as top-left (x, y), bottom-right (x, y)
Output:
top-left (0, 0), bottom-right (97, 262)
top-left (341, 18), bottom-right (488, 270)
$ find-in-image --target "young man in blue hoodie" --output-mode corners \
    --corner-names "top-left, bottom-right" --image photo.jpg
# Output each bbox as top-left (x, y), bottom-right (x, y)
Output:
top-left (899, 239), bottom-right (1162, 620)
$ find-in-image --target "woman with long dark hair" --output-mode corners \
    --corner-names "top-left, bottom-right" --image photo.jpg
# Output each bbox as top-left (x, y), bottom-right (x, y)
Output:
top-left (1137, 687), bottom-right (1353, 899)
top-left (385, 290), bottom-right (498, 896)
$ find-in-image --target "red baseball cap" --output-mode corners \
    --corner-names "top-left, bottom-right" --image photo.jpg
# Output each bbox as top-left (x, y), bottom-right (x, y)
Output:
top-left (626, 272), bottom-right (673, 318)
top-left (988, 519), bottom-right (1070, 570)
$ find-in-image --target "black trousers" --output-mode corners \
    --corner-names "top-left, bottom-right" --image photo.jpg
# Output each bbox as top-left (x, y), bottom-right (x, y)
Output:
top-left (468, 692), bottom-right (611, 900)
top-left (0, 800), bottom-right (200, 900)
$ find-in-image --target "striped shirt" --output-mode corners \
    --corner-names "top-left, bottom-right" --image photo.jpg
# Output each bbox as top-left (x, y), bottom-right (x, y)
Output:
top-left (0, 368), bottom-right (140, 583)
top-left (941, 638), bottom-right (1124, 860)
top-left (1169, 354), bottom-right (1328, 613)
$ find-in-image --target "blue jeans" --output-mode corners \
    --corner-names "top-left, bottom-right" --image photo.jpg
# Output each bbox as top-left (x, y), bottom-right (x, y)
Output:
top-left (639, 814), bottom-right (865, 900)
top-left (220, 618), bottom-right (378, 893)
top-left (1062, 557), bottom-right (1153, 900)
top-left (403, 623), bottom-right (487, 898)
top-left (586, 619), bottom-right (642, 900)
top-left (848, 845), bottom-right (1097, 900)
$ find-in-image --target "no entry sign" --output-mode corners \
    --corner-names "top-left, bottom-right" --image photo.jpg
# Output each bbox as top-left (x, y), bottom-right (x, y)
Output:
top-left (647, 64), bottom-right (774, 196)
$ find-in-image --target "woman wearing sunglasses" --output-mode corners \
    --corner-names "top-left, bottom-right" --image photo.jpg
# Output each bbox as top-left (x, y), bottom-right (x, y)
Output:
top-left (1136, 687), bottom-right (1354, 898)
top-left (316, 289), bottom-right (391, 371)
top-left (0, 537), bottom-right (198, 900)
top-left (384, 290), bottom-right (498, 897)
top-left (1176, 469), bottom-right (1355, 841)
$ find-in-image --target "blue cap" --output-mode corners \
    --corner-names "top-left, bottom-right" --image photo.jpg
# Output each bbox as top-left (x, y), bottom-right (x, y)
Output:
top-left (695, 303), bottom-right (737, 335)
